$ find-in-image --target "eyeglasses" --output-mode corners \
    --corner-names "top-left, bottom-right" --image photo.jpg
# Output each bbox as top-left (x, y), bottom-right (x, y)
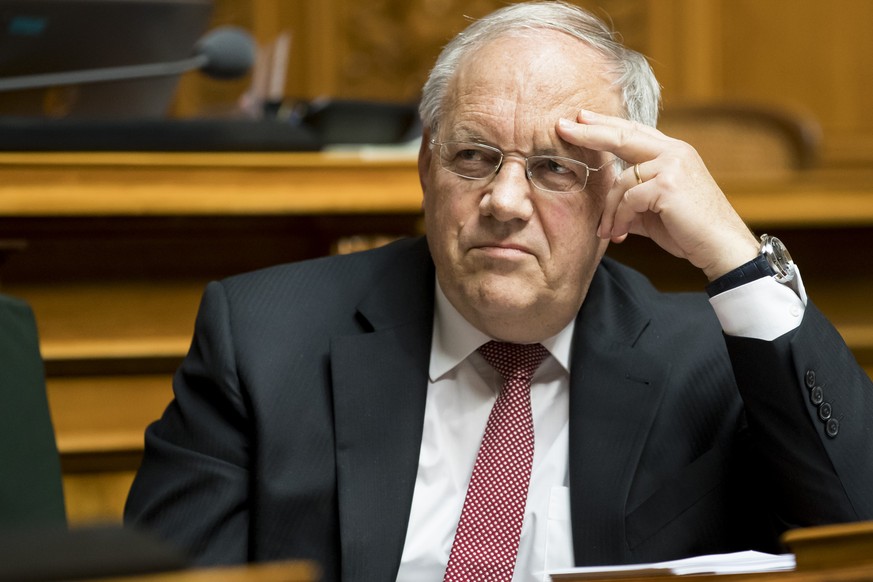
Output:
top-left (430, 139), bottom-right (613, 193)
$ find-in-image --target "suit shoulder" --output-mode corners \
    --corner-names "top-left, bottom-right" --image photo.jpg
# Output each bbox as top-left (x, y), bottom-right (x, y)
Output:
top-left (599, 256), bottom-right (717, 322)
top-left (199, 237), bottom-right (432, 329)
top-left (220, 237), bottom-right (426, 297)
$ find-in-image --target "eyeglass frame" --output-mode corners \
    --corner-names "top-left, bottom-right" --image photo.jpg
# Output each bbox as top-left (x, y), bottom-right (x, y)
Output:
top-left (429, 138), bottom-right (615, 194)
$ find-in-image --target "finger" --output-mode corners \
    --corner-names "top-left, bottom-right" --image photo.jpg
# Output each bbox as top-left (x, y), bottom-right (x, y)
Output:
top-left (597, 161), bottom-right (654, 239)
top-left (557, 110), bottom-right (669, 162)
top-left (611, 180), bottom-right (664, 239)
top-left (633, 162), bottom-right (644, 187)
top-left (577, 109), bottom-right (665, 140)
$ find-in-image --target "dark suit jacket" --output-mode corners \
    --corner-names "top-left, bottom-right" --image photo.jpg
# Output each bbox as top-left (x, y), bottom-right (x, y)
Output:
top-left (0, 293), bottom-right (66, 527)
top-left (125, 237), bottom-right (873, 581)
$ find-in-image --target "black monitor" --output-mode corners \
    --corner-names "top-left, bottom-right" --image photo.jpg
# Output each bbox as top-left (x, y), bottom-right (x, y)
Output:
top-left (0, 0), bottom-right (213, 119)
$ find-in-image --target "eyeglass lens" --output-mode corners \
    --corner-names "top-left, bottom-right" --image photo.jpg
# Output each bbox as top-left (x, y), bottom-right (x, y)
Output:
top-left (435, 142), bottom-right (593, 193)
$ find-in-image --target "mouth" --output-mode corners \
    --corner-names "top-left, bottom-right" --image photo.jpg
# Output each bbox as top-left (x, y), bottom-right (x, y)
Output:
top-left (470, 243), bottom-right (535, 260)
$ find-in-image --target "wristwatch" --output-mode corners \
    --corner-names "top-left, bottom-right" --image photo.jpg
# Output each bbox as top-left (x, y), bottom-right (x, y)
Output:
top-left (705, 233), bottom-right (796, 296)
top-left (759, 233), bottom-right (796, 283)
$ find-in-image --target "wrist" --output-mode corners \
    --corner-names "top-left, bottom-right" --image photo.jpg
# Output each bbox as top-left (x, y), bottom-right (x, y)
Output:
top-left (702, 239), bottom-right (759, 282)
top-left (705, 254), bottom-right (772, 297)
top-left (705, 234), bottom-right (798, 297)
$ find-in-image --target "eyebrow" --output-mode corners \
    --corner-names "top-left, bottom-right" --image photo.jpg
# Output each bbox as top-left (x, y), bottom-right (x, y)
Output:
top-left (445, 127), bottom-right (592, 161)
top-left (446, 126), bottom-right (488, 144)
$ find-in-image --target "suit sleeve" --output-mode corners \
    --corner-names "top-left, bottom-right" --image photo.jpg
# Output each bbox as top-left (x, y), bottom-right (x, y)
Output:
top-left (124, 281), bottom-right (252, 565)
top-left (724, 301), bottom-right (873, 526)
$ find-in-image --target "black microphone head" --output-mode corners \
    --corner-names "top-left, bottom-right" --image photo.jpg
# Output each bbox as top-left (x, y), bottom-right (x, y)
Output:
top-left (194, 26), bottom-right (256, 79)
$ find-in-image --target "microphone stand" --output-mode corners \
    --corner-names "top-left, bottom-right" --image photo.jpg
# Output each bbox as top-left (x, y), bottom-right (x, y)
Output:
top-left (0, 56), bottom-right (208, 92)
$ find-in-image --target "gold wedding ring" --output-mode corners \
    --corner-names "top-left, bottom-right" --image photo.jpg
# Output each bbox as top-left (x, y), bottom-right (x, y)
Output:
top-left (633, 163), bottom-right (643, 185)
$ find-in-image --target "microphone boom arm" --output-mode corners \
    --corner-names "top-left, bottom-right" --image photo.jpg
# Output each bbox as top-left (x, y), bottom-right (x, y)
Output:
top-left (0, 55), bottom-right (208, 92)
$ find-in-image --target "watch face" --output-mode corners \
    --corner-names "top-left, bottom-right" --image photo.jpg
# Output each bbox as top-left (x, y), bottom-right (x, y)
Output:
top-left (771, 238), bottom-right (792, 268)
top-left (761, 235), bottom-right (795, 281)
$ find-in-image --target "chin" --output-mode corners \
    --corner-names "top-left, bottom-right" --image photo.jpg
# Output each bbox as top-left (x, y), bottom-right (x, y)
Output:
top-left (469, 277), bottom-right (542, 313)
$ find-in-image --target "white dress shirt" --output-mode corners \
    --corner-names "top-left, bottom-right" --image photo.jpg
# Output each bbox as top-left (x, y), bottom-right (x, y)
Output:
top-left (396, 269), bottom-right (808, 581)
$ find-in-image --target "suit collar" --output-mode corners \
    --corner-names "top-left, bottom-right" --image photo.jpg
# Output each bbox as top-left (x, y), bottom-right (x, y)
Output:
top-left (567, 260), bottom-right (670, 565)
top-left (429, 281), bottom-right (491, 381)
top-left (355, 237), bottom-right (434, 332)
top-left (331, 238), bottom-right (435, 581)
top-left (430, 280), bottom-right (576, 380)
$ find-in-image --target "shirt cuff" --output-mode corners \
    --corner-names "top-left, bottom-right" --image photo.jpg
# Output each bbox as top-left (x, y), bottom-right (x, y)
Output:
top-left (708, 266), bottom-right (808, 341)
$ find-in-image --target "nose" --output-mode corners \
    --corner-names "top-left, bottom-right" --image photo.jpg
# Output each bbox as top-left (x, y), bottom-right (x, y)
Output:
top-left (479, 156), bottom-right (534, 222)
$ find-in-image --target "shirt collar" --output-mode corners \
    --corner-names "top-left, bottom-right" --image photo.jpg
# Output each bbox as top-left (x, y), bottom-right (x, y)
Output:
top-left (429, 281), bottom-right (575, 382)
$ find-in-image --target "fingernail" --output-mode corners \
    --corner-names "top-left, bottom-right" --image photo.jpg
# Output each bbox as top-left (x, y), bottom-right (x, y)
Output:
top-left (558, 118), bottom-right (574, 129)
top-left (578, 109), bottom-right (598, 121)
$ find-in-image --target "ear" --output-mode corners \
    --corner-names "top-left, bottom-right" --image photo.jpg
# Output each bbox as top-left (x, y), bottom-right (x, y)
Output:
top-left (417, 128), bottom-right (433, 207)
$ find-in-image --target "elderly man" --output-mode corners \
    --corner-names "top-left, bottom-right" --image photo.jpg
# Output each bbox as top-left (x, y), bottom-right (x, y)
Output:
top-left (125, 2), bottom-right (873, 581)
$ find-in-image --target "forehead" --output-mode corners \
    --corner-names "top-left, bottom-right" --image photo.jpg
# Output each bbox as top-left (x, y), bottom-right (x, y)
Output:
top-left (442, 30), bottom-right (622, 146)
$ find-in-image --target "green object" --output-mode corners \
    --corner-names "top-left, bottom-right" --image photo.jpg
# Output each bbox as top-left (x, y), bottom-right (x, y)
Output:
top-left (0, 293), bottom-right (66, 527)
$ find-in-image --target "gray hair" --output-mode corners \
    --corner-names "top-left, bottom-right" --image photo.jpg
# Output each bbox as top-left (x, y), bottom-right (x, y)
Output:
top-left (419, 1), bottom-right (661, 132)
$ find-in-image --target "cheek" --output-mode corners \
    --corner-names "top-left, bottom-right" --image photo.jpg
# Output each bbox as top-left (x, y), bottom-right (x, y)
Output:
top-left (424, 174), bottom-right (478, 235)
top-left (541, 193), bottom-right (603, 248)
top-left (424, 188), bottom-right (457, 235)
top-left (423, 188), bottom-right (470, 270)
top-left (538, 196), bottom-right (607, 279)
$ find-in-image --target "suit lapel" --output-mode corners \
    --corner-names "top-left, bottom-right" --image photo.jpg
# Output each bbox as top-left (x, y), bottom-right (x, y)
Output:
top-left (330, 239), bottom-right (435, 582)
top-left (567, 263), bottom-right (670, 565)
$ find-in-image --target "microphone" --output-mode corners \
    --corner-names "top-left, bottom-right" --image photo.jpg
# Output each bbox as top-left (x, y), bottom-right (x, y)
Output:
top-left (194, 26), bottom-right (256, 80)
top-left (0, 26), bottom-right (255, 92)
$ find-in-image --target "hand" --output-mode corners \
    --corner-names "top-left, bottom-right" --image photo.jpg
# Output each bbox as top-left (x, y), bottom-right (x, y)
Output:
top-left (556, 110), bottom-right (759, 281)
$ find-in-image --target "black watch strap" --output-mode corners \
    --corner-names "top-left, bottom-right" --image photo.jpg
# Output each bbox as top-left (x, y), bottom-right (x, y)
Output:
top-left (705, 253), bottom-right (773, 297)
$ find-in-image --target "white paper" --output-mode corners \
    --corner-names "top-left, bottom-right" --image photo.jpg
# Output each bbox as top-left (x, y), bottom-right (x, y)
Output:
top-left (549, 550), bottom-right (796, 580)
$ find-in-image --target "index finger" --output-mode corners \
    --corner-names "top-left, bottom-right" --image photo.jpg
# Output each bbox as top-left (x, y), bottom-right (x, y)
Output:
top-left (556, 109), bottom-right (670, 164)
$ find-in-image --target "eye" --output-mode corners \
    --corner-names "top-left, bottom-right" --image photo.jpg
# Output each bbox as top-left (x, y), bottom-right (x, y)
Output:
top-left (530, 156), bottom-right (583, 177)
top-left (455, 147), bottom-right (487, 162)
top-left (450, 144), bottom-right (501, 165)
top-left (444, 144), bottom-right (501, 173)
top-left (544, 157), bottom-right (573, 175)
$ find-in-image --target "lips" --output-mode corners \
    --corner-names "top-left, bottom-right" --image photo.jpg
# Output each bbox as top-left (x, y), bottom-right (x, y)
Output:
top-left (470, 242), bottom-right (535, 259)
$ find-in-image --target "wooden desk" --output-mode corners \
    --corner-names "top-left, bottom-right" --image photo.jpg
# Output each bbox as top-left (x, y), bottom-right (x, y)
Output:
top-left (720, 169), bottom-right (873, 227)
top-left (97, 560), bottom-right (317, 582)
top-left (2, 153), bottom-right (872, 525)
top-left (0, 151), bottom-right (423, 216)
top-left (73, 522), bottom-right (873, 582)
top-left (2, 152), bottom-right (872, 222)
top-left (553, 564), bottom-right (873, 582)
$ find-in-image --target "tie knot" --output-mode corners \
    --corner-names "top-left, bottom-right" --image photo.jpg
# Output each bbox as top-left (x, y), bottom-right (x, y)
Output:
top-left (478, 340), bottom-right (550, 382)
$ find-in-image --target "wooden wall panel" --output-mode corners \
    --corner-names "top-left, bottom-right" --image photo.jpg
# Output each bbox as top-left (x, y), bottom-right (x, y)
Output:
top-left (647, 0), bottom-right (873, 167)
top-left (171, 0), bottom-right (873, 167)
top-left (323, 0), bottom-right (648, 103)
top-left (718, 0), bottom-right (873, 166)
top-left (645, 0), bottom-right (723, 102)
top-left (175, 0), bottom-right (649, 108)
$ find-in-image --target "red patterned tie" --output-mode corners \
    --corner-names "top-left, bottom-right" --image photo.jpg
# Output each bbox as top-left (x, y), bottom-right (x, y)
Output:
top-left (444, 340), bottom-right (551, 582)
